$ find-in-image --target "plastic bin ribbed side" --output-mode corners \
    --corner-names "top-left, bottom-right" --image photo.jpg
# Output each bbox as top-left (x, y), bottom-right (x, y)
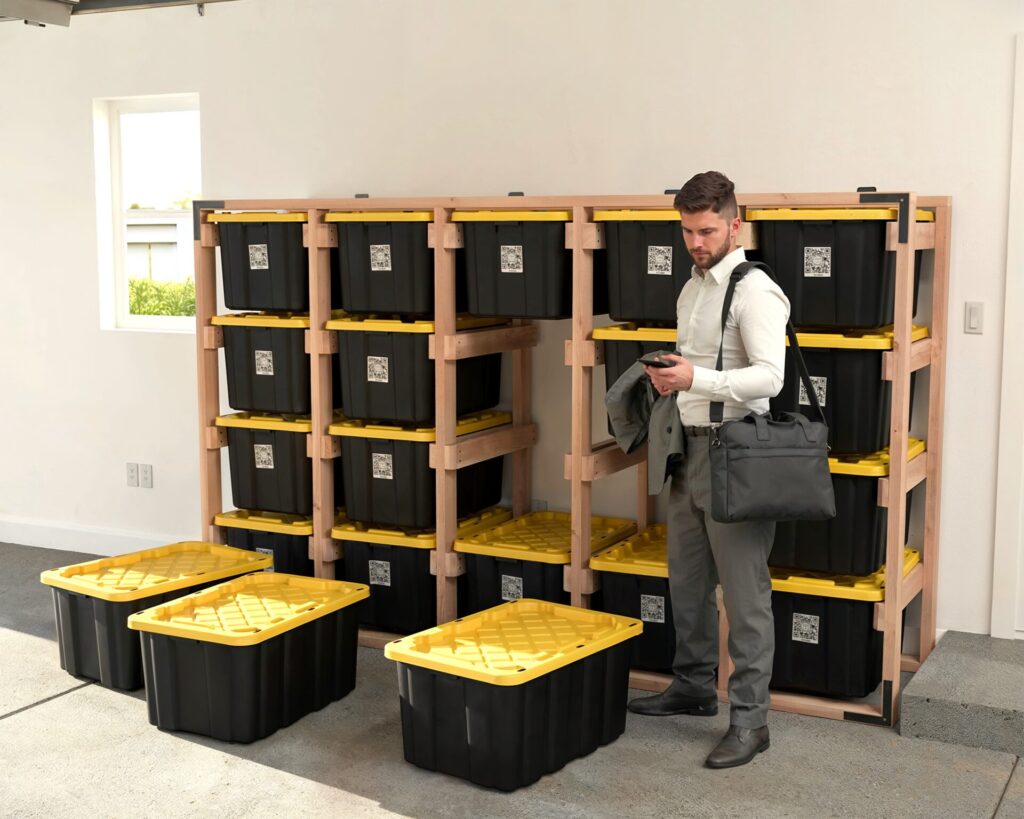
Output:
top-left (340, 438), bottom-right (502, 529)
top-left (595, 573), bottom-right (674, 673)
top-left (604, 221), bottom-right (694, 323)
top-left (459, 554), bottom-right (568, 616)
top-left (223, 527), bottom-right (317, 577)
top-left (342, 541), bottom-right (436, 634)
top-left (755, 220), bottom-right (923, 328)
top-left (770, 591), bottom-right (882, 699)
top-left (336, 331), bottom-right (501, 424)
top-left (395, 640), bottom-right (632, 791)
top-left (140, 605), bottom-right (359, 743)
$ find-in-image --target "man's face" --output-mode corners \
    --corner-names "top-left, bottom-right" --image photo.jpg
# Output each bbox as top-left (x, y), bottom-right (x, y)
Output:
top-left (680, 208), bottom-right (740, 271)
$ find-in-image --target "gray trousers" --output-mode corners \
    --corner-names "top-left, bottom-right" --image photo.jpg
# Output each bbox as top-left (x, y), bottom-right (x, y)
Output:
top-left (667, 430), bottom-right (776, 729)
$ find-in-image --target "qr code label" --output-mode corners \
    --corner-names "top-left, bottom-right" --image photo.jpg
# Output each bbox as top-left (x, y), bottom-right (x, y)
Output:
top-left (254, 350), bottom-right (274, 376)
top-left (647, 245), bottom-right (673, 276)
top-left (804, 246), bottom-right (832, 278)
top-left (368, 559), bottom-right (392, 587)
top-left (501, 574), bottom-right (524, 601)
top-left (799, 376), bottom-right (828, 408)
top-left (640, 594), bottom-right (666, 623)
top-left (254, 443), bottom-right (275, 470)
top-left (500, 244), bottom-right (524, 273)
top-left (367, 356), bottom-right (389, 384)
top-left (372, 452), bottom-right (393, 480)
top-left (369, 244), bottom-right (392, 272)
top-left (255, 547), bottom-right (275, 571)
top-left (248, 243), bottom-right (270, 270)
top-left (792, 612), bottom-right (820, 645)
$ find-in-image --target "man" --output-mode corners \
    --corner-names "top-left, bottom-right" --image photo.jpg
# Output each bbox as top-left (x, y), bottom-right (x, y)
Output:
top-left (627, 171), bottom-right (790, 769)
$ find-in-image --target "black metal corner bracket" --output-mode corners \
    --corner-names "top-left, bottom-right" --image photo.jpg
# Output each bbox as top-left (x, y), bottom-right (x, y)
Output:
top-left (192, 199), bottom-right (225, 240)
top-left (859, 191), bottom-right (911, 244)
top-left (843, 679), bottom-right (895, 725)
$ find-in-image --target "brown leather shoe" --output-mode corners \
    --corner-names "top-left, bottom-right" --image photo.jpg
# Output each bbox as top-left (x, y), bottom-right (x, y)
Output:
top-left (627, 687), bottom-right (718, 717)
top-left (704, 725), bottom-right (770, 768)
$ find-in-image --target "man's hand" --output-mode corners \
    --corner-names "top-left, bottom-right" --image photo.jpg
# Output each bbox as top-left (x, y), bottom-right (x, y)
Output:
top-left (643, 353), bottom-right (695, 396)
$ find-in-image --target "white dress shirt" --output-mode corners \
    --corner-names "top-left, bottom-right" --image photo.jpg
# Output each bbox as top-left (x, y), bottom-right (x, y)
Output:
top-left (675, 247), bottom-right (790, 426)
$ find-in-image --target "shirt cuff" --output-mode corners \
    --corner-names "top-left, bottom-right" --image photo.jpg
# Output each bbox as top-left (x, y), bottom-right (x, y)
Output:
top-left (688, 365), bottom-right (719, 396)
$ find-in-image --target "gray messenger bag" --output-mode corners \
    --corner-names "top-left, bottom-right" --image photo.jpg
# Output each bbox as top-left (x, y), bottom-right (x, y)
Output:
top-left (707, 261), bottom-right (837, 524)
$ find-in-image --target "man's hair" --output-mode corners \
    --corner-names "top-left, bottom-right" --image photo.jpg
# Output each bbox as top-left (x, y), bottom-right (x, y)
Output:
top-left (673, 171), bottom-right (738, 220)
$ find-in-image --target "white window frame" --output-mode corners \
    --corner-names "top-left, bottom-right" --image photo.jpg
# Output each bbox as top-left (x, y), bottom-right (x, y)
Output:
top-left (93, 93), bottom-right (201, 333)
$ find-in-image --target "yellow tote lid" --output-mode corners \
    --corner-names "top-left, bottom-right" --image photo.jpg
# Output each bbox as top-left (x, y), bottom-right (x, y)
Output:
top-left (590, 525), bottom-right (668, 578)
top-left (329, 410), bottom-right (510, 442)
top-left (127, 573), bottom-right (369, 647)
top-left (384, 599), bottom-right (642, 685)
top-left (211, 312), bottom-right (311, 329)
top-left (325, 315), bottom-right (505, 334)
top-left (40, 541), bottom-right (271, 602)
top-left (593, 209), bottom-right (680, 222)
top-left (454, 511), bottom-right (637, 565)
top-left (789, 325), bottom-right (929, 350)
top-left (325, 211), bottom-right (434, 223)
top-left (207, 211), bottom-right (307, 223)
top-left (745, 207), bottom-right (934, 222)
top-left (451, 210), bottom-right (571, 222)
top-left (216, 412), bottom-right (312, 433)
top-left (771, 548), bottom-right (920, 602)
top-left (830, 438), bottom-right (926, 476)
top-left (592, 324), bottom-right (677, 343)
top-left (331, 506), bottom-right (513, 550)
top-left (215, 510), bottom-right (314, 537)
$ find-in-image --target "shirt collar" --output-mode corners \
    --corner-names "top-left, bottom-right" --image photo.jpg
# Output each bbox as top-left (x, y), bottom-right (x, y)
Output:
top-left (691, 246), bottom-right (748, 285)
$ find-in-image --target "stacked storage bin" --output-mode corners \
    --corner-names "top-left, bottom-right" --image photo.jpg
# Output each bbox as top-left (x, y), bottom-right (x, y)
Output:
top-left (385, 599), bottom-right (642, 790)
top-left (40, 542), bottom-right (270, 690)
top-left (209, 211), bottom-right (344, 543)
top-left (453, 511), bottom-right (636, 615)
top-left (215, 509), bottom-right (316, 577)
top-left (590, 525), bottom-right (675, 673)
top-left (331, 507), bottom-right (511, 634)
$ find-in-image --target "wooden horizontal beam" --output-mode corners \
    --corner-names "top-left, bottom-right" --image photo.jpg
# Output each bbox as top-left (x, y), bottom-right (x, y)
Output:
top-left (887, 220), bottom-right (935, 251)
top-left (564, 565), bottom-right (599, 595)
top-left (563, 439), bottom-right (646, 481)
top-left (429, 323), bottom-right (538, 360)
top-left (199, 222), bottom-right (219, 248)
top-left (767, 691), bottom-right (880, 722)
top-left (564, 339), bottom-right (604, 367)
top-left (305, 329), bottom-right (338, 356)
top-left (202, 326), bottom-right (223, 350)
top-left (901, 655), bottom-right (921, 673)
top-left (204, 426), bottom-right (227, 449)
top-left (877, 452), bottom-right (928, 507)
top-left (564, 222), bottom-right (606, 250)
top-left (358, 629), bottom-right (404, 650)
top-left (429, 550), bottom-right (466, 578)
top-left (430, 423), bottom-right (538, 470)
top-left (320, 436), bottom-right (342, 459)
top-left (629, 669), bottom-right (671, 693)
top-left (302, 222), bottom-right (338, 248)
top-left (427, 222), bottom-right (464, 249)
top-left (882, 338), bottom-right (932, 380)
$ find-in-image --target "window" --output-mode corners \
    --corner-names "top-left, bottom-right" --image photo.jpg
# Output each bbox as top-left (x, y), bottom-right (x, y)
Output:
top-left (94, 94), bottom-right (201, 331)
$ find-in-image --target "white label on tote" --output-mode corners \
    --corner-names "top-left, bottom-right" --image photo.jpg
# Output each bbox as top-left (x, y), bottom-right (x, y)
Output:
top-left (799, 376), bottom-right (828, 408)
top-left (647, 245), bottom-right (673, 276)
top-left (367, 356), bottom-right (389, 384)
top-left (640, 594), bottom-right (666, 623)
top-left (501, 574), bottom-right (524, 601)
top-left (368, 559), bottom-right (392, 587)
top-left (248, 243), bottom-right (270, 270)
top-left (369, 244), bottom-right (392, 272)
top-left (255, 547), bottom-right (275, 571)
top-left (254, 444), bottom-right (275, 470)
top-left (372, 452), bottom-right (394, 480)
top-left (803, 246), bottom-right (831, 278)
top-left (500, 244), bottom-right (524, 273)
top-left (792, 612), bottom-right (820, 645)
top-left (255, 350), bottom-right (274, 376)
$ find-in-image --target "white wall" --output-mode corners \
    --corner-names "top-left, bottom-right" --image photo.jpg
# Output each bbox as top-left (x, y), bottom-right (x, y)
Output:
top-left (0, 0), bottom-right (1019, 634)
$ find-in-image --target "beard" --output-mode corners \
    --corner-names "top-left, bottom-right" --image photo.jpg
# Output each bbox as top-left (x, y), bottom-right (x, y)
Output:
top-left (694, 236), bottom-right (733, 272)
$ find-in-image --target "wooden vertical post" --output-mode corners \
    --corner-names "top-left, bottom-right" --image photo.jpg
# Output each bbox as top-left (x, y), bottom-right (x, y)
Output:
top-left (434, 208), bottom-right (459, 623)
top-left (195, 207), bottom-right (223, 544)
top-left (512, 318), bottom-right (533, 518)
top-left (308, 211), bottom-right (338, 579)
top-left (919, 201), bottom-right (951, 663)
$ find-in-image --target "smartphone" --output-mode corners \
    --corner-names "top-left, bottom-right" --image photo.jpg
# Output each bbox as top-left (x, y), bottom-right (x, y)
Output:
top-left (638, 352), bottom-right (676, 369)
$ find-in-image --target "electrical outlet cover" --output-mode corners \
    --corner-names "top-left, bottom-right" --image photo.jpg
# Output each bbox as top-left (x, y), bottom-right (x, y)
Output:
top-left (126, 463), bottom-right (139, 488)
top-left (140, 464), bottom-right (153, 489)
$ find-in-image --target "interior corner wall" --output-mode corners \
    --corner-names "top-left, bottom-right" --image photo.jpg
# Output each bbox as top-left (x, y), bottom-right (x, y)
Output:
top-left (0, 0), bottom-right (1019, 634)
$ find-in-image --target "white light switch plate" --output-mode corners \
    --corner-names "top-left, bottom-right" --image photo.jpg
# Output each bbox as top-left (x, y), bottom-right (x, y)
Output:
top-left (965, 301), bottom-right (984, 334)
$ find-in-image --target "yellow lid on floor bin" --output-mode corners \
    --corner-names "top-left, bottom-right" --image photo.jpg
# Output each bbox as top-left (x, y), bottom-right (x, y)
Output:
top-left (128, 573), bottom-right (369, 647)
top-left (384, 599), bottom-right (642, 685)
top-left (590, 525), bottom-right (668, 579)
top-left (770, 548), bottom-right (920, 602)
top-left (454, 511), bottom-right (637, 565)
top-left (40, 542), bottom-right (271, 602)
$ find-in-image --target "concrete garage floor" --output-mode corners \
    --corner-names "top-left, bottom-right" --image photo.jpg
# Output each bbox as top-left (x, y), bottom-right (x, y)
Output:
top-left (2, 541), bottom-right (1022, 819)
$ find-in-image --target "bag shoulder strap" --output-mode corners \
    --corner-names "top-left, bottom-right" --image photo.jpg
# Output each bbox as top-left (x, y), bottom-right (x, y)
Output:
top-left (708, 260), bottom-right (826, 426)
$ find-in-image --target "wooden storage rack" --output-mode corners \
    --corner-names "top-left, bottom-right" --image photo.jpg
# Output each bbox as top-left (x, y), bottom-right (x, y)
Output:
top-left (193, 192), bottom-right (949, 726)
